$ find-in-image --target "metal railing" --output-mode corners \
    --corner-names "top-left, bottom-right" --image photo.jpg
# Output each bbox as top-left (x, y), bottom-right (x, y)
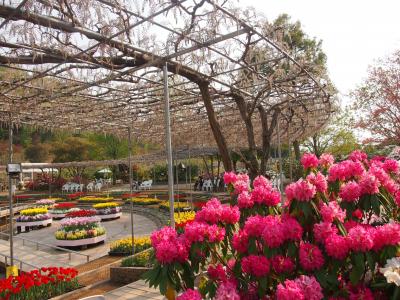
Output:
top-left (0, 232), bottom-right (90, 263)
top-left (0, 203), bottom-right (29, 214)
top-left (0, 252), bottom-right (39, 272)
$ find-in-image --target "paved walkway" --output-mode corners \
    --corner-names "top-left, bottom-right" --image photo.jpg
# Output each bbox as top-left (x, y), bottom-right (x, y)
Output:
top-left (104, 280), bottom-right (163, 300)
top-left (0, 212), bottom-right (157, 270)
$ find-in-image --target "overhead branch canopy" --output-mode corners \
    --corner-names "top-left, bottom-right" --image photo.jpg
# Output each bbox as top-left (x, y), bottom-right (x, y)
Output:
top-left (0, 0), bottom-right (334, 157)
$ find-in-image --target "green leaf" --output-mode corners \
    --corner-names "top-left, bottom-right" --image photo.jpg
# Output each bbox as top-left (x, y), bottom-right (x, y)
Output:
top-left (366, 252), bottom-right (375, 272)
top-left (159, 266), bottom-right (168, 295)
top-left (350, 253), bottom-right (365, 285)
top-left (287, 242), bottom-right (297, 257)
top-left (314, 270), bottom-right (328, 288)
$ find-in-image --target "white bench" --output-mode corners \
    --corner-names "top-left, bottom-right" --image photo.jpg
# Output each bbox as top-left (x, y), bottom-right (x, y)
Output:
top-left (139, 180), bottom-right (152, 190)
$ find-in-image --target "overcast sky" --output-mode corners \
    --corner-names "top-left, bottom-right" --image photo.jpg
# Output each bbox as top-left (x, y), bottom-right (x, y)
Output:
top-left (241, 0), bottom-right (400, 105)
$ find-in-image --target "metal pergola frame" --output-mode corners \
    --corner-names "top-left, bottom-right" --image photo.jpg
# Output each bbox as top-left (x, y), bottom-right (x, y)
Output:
top-left (0, 0), bottom-right (334, 269)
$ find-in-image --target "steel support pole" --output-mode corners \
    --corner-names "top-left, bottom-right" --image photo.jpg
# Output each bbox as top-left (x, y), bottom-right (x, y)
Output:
top-left (128, 127), bottom-right (135, 255)
top-left (8, 120), bottom-right (14, 267)
top-left (288, 121), bottom-right (293, 181)
top-left (276, 113), bottom-right (284, 195)
top-left (163, 63), bottom-right (175, 228)
top-left (188, 145), bottom-right (193, 210)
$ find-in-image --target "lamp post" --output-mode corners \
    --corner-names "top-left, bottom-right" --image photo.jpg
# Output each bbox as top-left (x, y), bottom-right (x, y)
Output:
top-left (128, 127), bottom-right (135, 255)
top-left (163, 63), bottom-right (175, 228)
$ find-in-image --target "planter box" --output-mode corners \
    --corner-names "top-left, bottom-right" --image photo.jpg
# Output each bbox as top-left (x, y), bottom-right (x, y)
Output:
top-left (16, 218), bottom-right (52, 233)
top-left (110, 266), bottom-right (150, 284)
top-left (50, 213), bottom-right (66, 219)
top-left (55, 234), bottom-right (106, 247)
top-left (98, 212), bottom-right (122, 220)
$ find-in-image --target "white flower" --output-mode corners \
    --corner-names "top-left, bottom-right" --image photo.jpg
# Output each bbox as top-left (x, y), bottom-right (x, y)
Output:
top-left (380, 257), bottom-right (400, 286)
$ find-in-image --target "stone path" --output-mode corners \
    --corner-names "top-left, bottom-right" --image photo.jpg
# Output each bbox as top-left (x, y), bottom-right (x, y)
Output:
top-left (104, 280), bottom-right (163, 300)
top-left (0, 212), bottom-right (157, 271)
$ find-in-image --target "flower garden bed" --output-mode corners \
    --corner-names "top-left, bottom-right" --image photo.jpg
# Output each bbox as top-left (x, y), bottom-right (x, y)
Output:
top-left (16, 207), bottom-right (52, 233)
top-left (65, 209), bottom-right (97, 218)
top-left (35, 199), bottom-right (56, 209)
top-left (109, 236), bottom-right (151, 256)
top-left (93, 202), bottom-right (122, 220)
top-left (159, 201), bottom-right (190, 212)
top-left (125, 197), bottom-right (162, 205)
top-left (55, 216), bottom-right (106, 248)
top-left (78, 196), bottom-right (114, 203)
top-left (110, 249), bottom-right (154, 284)
top-left (49, 203), bottom-right (76, 219)
top-left (0, 267), bottom-right (79, 300)
top-left (144, 151), bottom-right (400, 299)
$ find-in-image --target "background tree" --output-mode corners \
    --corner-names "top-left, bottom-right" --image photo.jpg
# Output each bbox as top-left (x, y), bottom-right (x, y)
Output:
top-left (352, 50), bottom-right (400, 145)
top-left (302, 110), bottom-right (358, 158)
top-left (51, 136), bottom-right (92, 177)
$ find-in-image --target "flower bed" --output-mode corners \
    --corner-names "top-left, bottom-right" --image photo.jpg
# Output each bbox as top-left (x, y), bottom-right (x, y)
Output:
top-left (126, 197), bottom-right (162, 205)
top-left (109, 236), bottom-right (151, 256)
top-left (122, 249), bottom-right (154, 267)
top-left (49, 202), bottom-right (76, 219)
top-left (66, 209), bottom-right (97, 218)
top-left (16, 208), bottom-right (51, 222)
top-left (35, 199), bottom-right (55, 208)
top-left (121, 193), bottom-right (142, 200)
top-left (66, 192), bottom-right (85, 199)
top-left (159, 201), bottom-right (190, 211)
top-left (55, 216), bottom-right (106, 241)
top-left (92, 202), bottom-right (122, 219)
top-left (145, 151), bottom-right (400, 299)
top-left (175, 211), bottom-right (195, 230)
top-left (0, 267), bottom-right (78, 300)
top-left (78, 196), bottom-right (114, 203)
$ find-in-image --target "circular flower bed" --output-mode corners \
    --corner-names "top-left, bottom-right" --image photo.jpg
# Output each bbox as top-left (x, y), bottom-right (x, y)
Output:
top-left (93, 202), bottom-right (122, 220)
top-left (49, 202), bottom-right (76, 219)
top-left (159, 201), bottom-right (190, 212)
top-left (126, 197), bottom-right (162, 205)
top-left (16, 207), bottom-right (51, 222)
top-left (78, 196), bottom-right (114, 203)
top-left (175, 211), bottom-right (195, 230)
top-left (145, 151), bottom-right (400, 299)
top-left (0, 267), bottom-right (78, 300)
top-left (35, 199), bottom-right (55, 208)
top-left (55, 216), bottom-right (106, 246)
top-left (109, 236), bottom-right (151, 256)
top-left (65, 209), bottom-right (97, 218)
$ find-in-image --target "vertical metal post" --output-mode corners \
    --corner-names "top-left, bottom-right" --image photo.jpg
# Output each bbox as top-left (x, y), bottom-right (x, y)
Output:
top-left (8, 120), bottom-right (14, 267)
top-left (128, 127), bottom-right (135, 255)
top-left (163, 63), bottom-right (175, 228)
top-left (276, 113), bottom-right (284, 195)
top-left (188, 145), bottom-right (193, 209)
top-left (288, 121), bottom-right (293, 181)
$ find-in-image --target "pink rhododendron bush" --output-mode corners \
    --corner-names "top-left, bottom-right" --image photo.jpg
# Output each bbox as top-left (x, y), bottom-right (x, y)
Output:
top-left (144, 151), bottom-right (400, 299)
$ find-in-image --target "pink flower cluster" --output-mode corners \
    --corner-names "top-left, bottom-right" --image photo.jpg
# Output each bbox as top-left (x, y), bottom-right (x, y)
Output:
top-left (320, 201), bottom-right (346, 223)
top-left (207, 264), bottom-right (227, 282)
top-left (177, 289), bottom-right (202, 300)
top-left (339, 181), bottom-right (361, 202)
top-left (271, 255), bottom-right (295, 273)
top-left (242, 215), bottom-right (302, 249)
top-left (184, 222), bottom-right (225, 243)
top-left (328, 160), bottom-right (365, 182)
top-left (307, 172), bottom-right (328, 193)
top-left (285, 179), bottom-right (316, 202)
top-left (215, 281), bottom-right (240, 300)
top-left (150, 227), bottom-right (189, 264)
top-left (348, 150), bottom-right (368, 162)
top-left (242, 255), bottom-right (270, 277)
top-left (195, 198), bottom-right (239, 224)
top-left (299, 242), bottom-right (325, 271)
top-left (319, 153), bottom-right (334, 168)
top-left (301, 153), bottom-right (319, 169)
top-left (277, 275), bottom-right (323, 300)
